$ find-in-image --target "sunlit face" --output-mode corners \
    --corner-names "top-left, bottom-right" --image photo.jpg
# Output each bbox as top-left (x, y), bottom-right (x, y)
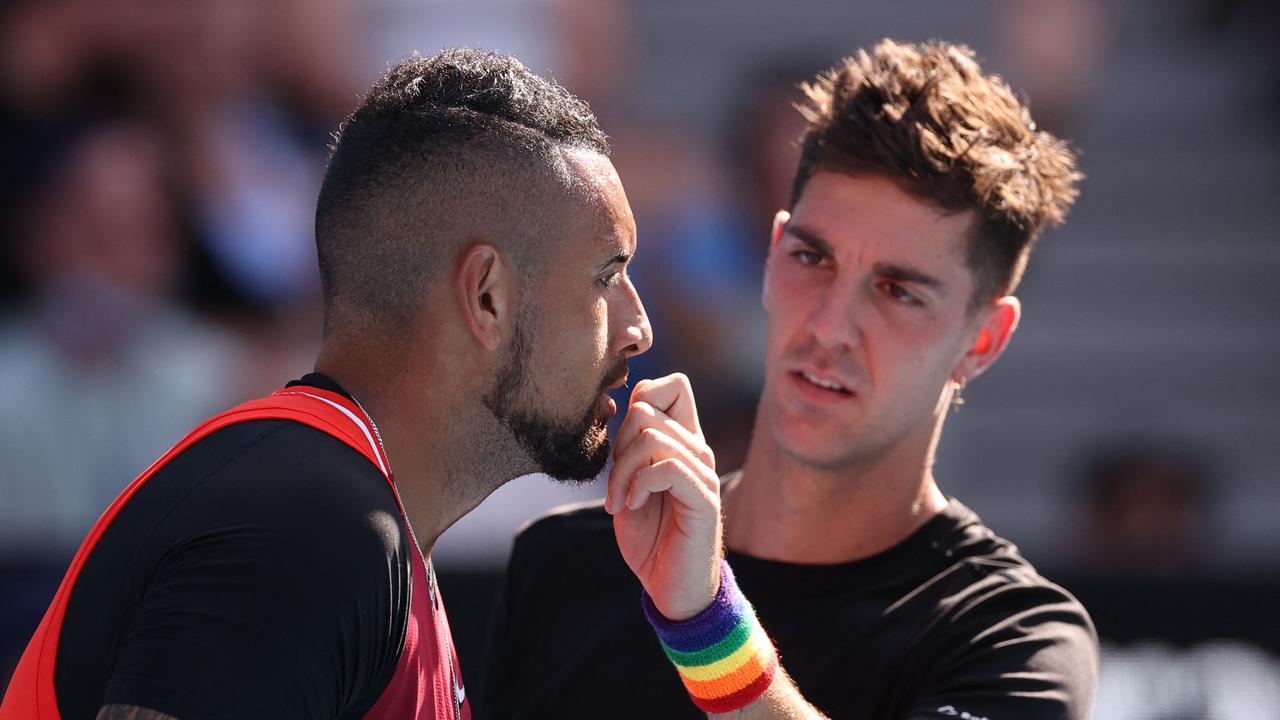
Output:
top-left (760, 171), bottom-right (990, 470)
top-left (485, 151), bottom-right (652, 481)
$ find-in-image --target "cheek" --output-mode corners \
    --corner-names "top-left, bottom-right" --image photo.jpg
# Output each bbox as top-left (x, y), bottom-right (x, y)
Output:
top-left (876, 324), bottom-right (968, 390)
top-left (585, 296), bottom-right (611, 366)
top-left (860, 316), bottom-right (943, 381)
top-left (537, 292), bottom-right (604, 377)
top-left (765, 273), bottom-right (816, 336)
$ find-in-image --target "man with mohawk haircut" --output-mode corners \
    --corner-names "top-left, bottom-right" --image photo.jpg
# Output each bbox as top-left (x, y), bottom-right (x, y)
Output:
top-left (3, 48), bottom-right (653, 719)
top-left (483, 39), bottom-right (1097, 720)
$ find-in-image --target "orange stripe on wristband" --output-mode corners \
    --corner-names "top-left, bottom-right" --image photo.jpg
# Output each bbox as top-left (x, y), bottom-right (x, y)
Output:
top-left (680, 650), bottom-right (769, 698)
top-left (693, 654), bottom-right (780, 714)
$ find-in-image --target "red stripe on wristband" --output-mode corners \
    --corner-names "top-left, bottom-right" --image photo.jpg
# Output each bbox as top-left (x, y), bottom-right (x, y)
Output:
top-left (692, 654), bottom-right (780, 714)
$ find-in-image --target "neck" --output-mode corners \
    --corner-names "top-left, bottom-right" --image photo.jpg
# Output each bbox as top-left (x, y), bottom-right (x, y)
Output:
top-left (314, 338), bottom-right (534, 556)
top-left (725, 405), bottom-right (949, 564)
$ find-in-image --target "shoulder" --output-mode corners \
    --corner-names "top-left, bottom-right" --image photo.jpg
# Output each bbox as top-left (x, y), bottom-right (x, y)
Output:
top-left (139, 418), bottom-right (409, 578)
top-left (907, 511), bottom-right (1099, 716)
top-left (949, 558), bottom-right (1097, 646)
top-left (174, 418), bottom-right (398, 514)
top-left (945, 506), bottom-right (1093, 632)
top-left (60, 418), bottom-right (410, 719)
top-left (937, 506), bottom-right (1096, 639)
top-left (925, 513), bottom-right (1098, 677)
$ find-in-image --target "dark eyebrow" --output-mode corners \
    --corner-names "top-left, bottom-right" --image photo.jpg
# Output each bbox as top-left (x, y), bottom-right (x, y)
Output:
top-left (596, 251), bottom-right (631, 273)
top-left (789, 223), bottom-right (943, 289)
top-left (873, 262), bottom-right (942, 288)
top-left (785, 224), bottom-right (835, 257)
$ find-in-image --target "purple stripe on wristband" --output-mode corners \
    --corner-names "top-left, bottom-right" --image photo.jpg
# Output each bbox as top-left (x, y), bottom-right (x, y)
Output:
top-left (641, 560), bottom-right (747, 653)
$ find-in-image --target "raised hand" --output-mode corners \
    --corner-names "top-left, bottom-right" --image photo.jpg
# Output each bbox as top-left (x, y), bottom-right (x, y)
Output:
top-left (605, 373), bottom-right (722, 620)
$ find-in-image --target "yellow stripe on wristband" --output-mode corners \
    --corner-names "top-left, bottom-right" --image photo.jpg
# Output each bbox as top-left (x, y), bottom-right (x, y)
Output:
top-left (680, 649), bottom-right (771, 698)
top-left (675, 628), bottom-right (774, 682)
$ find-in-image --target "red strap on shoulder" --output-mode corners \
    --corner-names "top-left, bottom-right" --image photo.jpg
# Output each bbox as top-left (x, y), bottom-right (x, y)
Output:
top-left (0, 387), bottom-right (394, 719)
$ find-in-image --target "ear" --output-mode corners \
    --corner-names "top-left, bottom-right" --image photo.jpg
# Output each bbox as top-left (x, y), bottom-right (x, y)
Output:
top-left (763, 209), bottom-right (791, 310)
top-left (770, 209), bottom-right (790, 249)
top-left (455, 243), bottom-right (515, 352)
top-left (951, 296), bottom-right (1021, 383)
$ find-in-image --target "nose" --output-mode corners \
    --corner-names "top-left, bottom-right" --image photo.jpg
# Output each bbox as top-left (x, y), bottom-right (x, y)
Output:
top-left (806, 282), bottom-right (861, 352)
top-left (618, 277), bottom-right (653, 359)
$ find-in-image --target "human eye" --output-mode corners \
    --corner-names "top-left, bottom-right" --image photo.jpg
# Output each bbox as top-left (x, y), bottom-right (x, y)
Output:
top-left (879, 280), bottom-right (923, 306)
top-left (599, 270), bottom-right (624, 289)
top-left (789, 248), bottom-right (824, 267)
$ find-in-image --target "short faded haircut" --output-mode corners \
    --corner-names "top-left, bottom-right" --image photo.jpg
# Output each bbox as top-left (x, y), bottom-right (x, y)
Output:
top-left (792, 39), bottom-right (1081, 306)
top-left (315, 49), bottom-right (609, 337)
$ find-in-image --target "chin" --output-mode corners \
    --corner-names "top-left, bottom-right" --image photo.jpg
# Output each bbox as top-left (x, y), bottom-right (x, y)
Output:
top-left (537, 418), bottom-right (611, 484)
top-left (769, 414), bottom-right (868, 470)
top-left (777, 438), bottom-right (861, 471)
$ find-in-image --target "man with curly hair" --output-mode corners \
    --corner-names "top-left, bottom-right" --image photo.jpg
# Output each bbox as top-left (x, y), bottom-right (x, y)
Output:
top-left (483, 39), bottom-right (1097, 720)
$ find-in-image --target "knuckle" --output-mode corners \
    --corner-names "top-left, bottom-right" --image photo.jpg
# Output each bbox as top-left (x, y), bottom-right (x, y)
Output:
top-left (645, 457), bottom-right (680, 477)
top-left (639, 426), bottom-right (663, 443)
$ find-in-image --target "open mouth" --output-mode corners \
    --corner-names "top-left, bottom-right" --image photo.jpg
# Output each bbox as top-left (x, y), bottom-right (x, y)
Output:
top-left (792, 370), bottom-right (854, 396)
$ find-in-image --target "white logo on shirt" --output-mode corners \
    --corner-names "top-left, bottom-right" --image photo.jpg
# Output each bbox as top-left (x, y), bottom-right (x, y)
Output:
top-left (936, 706), bottom-right (989, 720)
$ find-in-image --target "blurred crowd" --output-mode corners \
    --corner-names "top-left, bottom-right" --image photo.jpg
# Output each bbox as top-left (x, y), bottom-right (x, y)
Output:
top-left (2, 0), bottom-right (1277, 704)
top-left (0, 0), bottom-right (357, 547)
top-left (0, 0), bottom-right (370, 671)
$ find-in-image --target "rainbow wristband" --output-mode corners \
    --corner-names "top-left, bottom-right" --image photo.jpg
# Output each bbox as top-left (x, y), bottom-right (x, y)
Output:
top-left (642, 560), bottom-right (779, 714)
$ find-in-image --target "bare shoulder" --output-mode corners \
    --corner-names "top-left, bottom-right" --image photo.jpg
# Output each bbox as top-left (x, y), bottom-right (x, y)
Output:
top-left (97, 705), bottom-right (178, 720)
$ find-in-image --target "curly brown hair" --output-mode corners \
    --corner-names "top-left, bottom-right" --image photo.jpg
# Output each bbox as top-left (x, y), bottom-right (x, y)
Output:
top-left (792, 39), bottom-right (1082, 305)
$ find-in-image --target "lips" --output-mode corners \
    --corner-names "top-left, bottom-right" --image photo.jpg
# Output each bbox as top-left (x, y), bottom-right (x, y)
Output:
top-left (788, 368), bottom-right (855, 400)
top-left (599, 365), bottom-right (629, 419)
top-left (606, 371), bottom-right (629, 392)
top-left (600, 360), bottom-right (630, 393)
top-left (798, 370), bottom-right (849, 393)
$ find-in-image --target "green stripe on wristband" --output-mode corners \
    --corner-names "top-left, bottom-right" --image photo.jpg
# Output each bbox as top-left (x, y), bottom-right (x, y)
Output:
top-left (659, 616), bottom-right (752, 667)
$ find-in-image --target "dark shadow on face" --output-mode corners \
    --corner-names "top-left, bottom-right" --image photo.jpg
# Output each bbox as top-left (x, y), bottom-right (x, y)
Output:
top-left (483, 308), bottom-right (627, 483)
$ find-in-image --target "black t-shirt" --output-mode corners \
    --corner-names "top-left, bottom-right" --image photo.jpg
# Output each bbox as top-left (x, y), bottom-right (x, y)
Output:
top-left (480, 497), bottom-right (1097, 720)
top-left (54, 374), bottom-right (412, 719)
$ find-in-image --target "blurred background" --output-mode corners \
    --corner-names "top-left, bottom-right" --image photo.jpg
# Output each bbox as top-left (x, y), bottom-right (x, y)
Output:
top-left (0, 0), bottom-right (1277, 716)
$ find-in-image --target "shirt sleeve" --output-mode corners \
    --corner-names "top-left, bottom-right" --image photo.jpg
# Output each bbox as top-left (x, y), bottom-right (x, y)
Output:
top-left (98, 425), bottom-right (410, 719)
top-left (906, 578), bottom-right (1099, 720)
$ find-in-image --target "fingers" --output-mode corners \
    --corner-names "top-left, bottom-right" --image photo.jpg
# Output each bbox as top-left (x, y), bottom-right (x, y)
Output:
top-left (606, 425), bottom-right (716, 515)
top-left (614, 400), bottom-right (715, 469)
top-left (625, 458), bottom-right (717, 513)
top-left (606, 372), bottom-right (717, 516)
top-left (628, 373), bottom-right (702, 437)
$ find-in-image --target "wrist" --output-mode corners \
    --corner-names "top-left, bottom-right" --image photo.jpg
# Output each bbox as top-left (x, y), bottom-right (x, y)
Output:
top-left (653, 562), bottom-right (722, 621)
top-left (642, 559), bottom-right (778, 713)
